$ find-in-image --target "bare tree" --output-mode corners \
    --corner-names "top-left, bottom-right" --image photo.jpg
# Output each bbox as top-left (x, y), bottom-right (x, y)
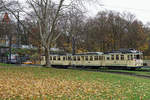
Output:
top-left (25, 0), bottom-right (101, 67)
top-left (25, 0), bottom-right (96, 67)
top-left (24, 0), bottom-right (65, 67)
top-left (62, 9), bottom-right (85, 54)
top-left (2, 0), bottom-right (100, 67)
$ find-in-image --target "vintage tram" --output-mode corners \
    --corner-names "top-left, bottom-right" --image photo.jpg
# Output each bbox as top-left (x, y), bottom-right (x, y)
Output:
top-left (41, 49), bottom-right (143, 69)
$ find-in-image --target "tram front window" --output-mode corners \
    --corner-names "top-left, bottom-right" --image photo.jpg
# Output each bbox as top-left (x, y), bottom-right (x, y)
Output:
top-left (136, 55), bottom-right (140, 59)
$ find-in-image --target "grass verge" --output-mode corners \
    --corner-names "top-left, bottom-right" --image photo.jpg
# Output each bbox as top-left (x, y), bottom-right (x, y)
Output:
top-left (0, 66), bottom-right (150, 100)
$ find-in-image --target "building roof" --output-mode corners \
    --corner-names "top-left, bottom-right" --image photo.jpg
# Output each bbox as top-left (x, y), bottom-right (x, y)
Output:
top-left (2, 12), bottom-right (10, 24)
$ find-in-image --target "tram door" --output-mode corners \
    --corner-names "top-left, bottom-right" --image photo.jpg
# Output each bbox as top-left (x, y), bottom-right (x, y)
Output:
top-left (100, 56), bottom-right (105, 66)
top-left (126, 54), bottom-right (134, 67)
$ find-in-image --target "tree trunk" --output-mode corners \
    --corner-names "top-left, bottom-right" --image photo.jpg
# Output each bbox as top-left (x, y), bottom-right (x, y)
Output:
top-left (44, 47), bottom-right (51, 67)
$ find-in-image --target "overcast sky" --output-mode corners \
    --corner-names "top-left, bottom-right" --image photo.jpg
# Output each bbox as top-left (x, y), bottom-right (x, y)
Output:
top-left (86, 0), bottom-right (150, 24)
top-left (18, 0), bottom-right (150, 24)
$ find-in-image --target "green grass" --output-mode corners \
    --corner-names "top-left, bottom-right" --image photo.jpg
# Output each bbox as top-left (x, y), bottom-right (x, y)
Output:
top-left (98, 67), bottom-right (150, 76)
top-left (0, 63), bottom-right (16, 66)
top-left (0, 66), bottom-right (150, 100)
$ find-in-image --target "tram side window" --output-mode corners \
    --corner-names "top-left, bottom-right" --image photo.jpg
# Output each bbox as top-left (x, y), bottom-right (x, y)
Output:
top-left (103, 56), bottom-right (105, 60)
top-left (68, 56), bottom-right (71, 60)
top-left (136, 55), bottom-right (140, 59)
top-left (107, 57), bottom-right (110, 60)
top-left (90, 56), bottom-right (93, 61)
top-left (81, 56), bottom-right (84, 60)
top-left (58, 56), bottom-right (61, 60)
top-left (50, 56), bottom-right (52, 60)
top-left (73, 56), bottom-right (76, 61)
top-left (53, 56), bottom-right (56, 60)
top-left (94, 56), bottom-right (98, 60)
top-left (128, 55), bottom-right (130, 60)
top-left (63, 57), bottom-right (66, 61)
top-left (134, 55), bottom-right (136, 59)
top-left (131, 55), bottom-right (133, 60)
top-left (77, 56), bottom-right (80, 61)
top-left (85, 56), bottom-right (88, 61)
top-left (116, 55), bottom-right (119, 60)
top-left (99, 56), bottom-right (103, 60)
top-left (121, 55), bottom-right (124, 60)
top-left (111, 55), bottom-right (114, 60)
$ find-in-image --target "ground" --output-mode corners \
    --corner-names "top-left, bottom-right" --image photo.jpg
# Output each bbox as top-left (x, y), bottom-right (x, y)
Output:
top-left (0, 64), bottom-right (150, 100)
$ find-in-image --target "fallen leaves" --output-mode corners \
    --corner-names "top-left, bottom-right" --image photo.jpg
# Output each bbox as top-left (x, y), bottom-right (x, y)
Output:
top-left (0, 67), bottom-right (149, 100)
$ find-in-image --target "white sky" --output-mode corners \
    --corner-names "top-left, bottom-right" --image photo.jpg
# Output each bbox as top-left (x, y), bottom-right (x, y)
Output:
top-left (86, 0), bottom-right (150, 24)
top-left (18, 0), bottom-right (150, 24)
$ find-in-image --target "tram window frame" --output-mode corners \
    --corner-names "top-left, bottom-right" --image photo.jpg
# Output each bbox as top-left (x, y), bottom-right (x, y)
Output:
top-left (85, 56), bottom-right (88, 61)
top-left (103, 56), bottom-right (105, 60)
top-left (77, 56), bottom-right (80, 61)
top-left (99, 56), bottom-right (102, 60)
top-left (111, 55), bottom-right (114, 60)
top-left (58, 56), bottom-right (61, 61)
top-left (140, 55), bottom-right (143, 59)
top-left (53, 56), bottom-right (56, 60)
top-left (136, 55), bottom-right (140, 59)
top-left (81, 56), bottom-right (84, 60)
top-left (134, 55), bottom-right (136, 59)
top-left (63, 56), bottom-right (66, 61)
top-left (90, 56), bottom-right (93, 61)
top-left (131, 55), bottom-right (133, 60)
top-left (50, 56), bottom-right (52, 60)
top-left (68, 56), bottom-right (71, 60)
top-left (107, 57), bottom-right (110, 60)
top-left (121, 55), bottom-right (124, 60)
top-left (73, 56), bottom-right (76, 61)
top-left (128, 55), bottom-right (130, 60)
top-left (116, 55), bottom-right (119, 60)
top-left (94, 56), bottom-right (98, 60)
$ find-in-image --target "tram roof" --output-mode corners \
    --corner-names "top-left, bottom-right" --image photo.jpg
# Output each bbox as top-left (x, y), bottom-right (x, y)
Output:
top-left (104, 49), bottom-right (142, 54)
top-left (47, 49), bottom-right (142, 56)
